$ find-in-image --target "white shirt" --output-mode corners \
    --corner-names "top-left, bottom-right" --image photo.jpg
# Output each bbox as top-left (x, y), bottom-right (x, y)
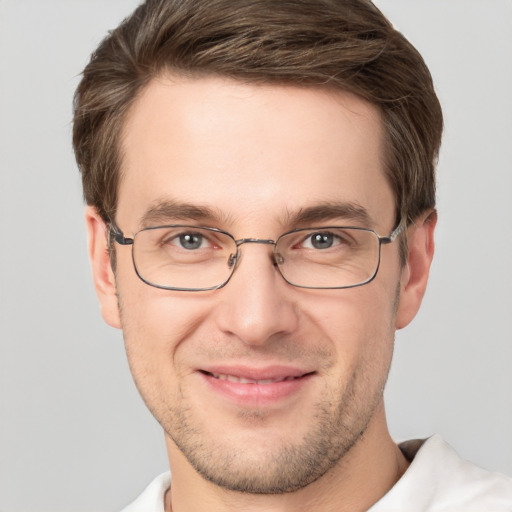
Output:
top-left (121, 435), bottom-right (512, 511)
top-left (370, 435), bottom-right (512, 511)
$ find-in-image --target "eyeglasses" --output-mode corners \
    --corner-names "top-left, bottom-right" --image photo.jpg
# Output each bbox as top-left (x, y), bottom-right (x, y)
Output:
top-left (110, 223), bottom-right (404, 292)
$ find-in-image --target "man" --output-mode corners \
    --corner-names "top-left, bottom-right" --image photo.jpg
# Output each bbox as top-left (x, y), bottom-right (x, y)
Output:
top-left (72, 0), bottom-right (512, 510)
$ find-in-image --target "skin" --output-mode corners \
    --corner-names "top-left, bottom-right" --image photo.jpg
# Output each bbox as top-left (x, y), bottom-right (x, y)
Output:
top-left (87, 75), bottom-right (436, 512)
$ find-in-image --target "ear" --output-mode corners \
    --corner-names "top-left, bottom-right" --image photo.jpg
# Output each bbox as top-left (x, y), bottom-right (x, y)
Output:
top-left (85, 206), bottom-right (122, 329)
top-left (395, 210), bottom-right (437, 329)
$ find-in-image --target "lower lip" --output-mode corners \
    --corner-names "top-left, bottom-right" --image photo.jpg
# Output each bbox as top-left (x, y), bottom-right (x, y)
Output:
top-left (199, 372), bottom-right (313, 406)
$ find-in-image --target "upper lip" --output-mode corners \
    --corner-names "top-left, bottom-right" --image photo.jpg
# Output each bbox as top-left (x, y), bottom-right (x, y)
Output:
top-left (198, 365), bottom-right (314, 382)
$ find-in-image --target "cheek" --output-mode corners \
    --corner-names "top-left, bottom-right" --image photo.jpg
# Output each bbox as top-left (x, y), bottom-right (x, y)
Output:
top-left (114, 267), bottom-right (207, 383)
top-left (306, 282), bottom-right (398, 368)
top-left (116, 287), bottom-right (206, 418)
top-left (115, 249), bottom-right (209, 342)
top-left (316, 282), bottom-right (397, 335)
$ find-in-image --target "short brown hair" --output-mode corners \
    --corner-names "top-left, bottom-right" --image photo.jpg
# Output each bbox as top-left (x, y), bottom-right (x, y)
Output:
top-left (73, 0), bottom-right (442, 235)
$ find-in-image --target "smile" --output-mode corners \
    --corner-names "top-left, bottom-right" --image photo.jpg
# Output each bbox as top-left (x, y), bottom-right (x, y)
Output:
top-left (198, 368), bottom-right (315, 406)
top-left (207, 372), bottom-right (302, 384)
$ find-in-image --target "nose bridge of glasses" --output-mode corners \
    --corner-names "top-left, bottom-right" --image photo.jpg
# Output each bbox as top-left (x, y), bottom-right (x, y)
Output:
top-left (228, 238), bottom-right (279, 269)
top-left (235, 238), bottom-right (276, 247)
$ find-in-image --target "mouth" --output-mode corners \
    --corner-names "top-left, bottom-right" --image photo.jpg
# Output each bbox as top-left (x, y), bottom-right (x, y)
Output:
top-left (197, 367), bottom-right (315, 405)
top-left (202, 371), bottom-right (305, 385)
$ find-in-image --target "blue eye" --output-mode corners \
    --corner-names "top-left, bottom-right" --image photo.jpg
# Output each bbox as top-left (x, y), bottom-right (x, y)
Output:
top-left (309, 232), bottom-right (335, 249)
top-left (177, 233), bottom-right (205, 250)
top-left (301, 231), bottom-right (344, 250)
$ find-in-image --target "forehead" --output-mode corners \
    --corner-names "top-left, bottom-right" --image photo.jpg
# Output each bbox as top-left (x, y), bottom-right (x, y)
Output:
top-left (117, 75), bottom-right (394, 233)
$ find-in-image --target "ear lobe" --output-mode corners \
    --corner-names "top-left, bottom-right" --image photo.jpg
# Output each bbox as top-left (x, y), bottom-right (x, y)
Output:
top-left (85, 206), bottom-right (122, 329)
top-left (395, 210), bottom-right (437, 330)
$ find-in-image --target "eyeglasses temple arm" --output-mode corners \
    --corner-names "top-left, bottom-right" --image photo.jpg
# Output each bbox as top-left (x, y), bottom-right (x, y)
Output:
top-left (379, 219), bottom-right (406, 245)
top-left (109, 224), bottom-right (134, 245)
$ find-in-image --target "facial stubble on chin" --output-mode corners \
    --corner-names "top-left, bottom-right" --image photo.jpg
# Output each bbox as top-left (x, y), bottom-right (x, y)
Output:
top-left (172, 379), bottom-right (387, 494)
top-left (117, 282), bottom-right (400, 495)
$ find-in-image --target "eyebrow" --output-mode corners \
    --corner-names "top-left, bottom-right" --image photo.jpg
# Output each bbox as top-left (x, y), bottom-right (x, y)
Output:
top-left (285, 201), bottom-right (373, 227)
top-left (139, 200), bottom-right (228, 229)
top-left (138, 199), bottom-right (373, 230)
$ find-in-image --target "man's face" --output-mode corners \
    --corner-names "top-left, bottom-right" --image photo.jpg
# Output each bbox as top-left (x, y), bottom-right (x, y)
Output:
top-left (92, 76), bottom-right (414, 493)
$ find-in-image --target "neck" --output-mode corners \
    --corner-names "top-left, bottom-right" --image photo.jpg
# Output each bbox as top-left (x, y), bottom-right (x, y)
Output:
top-left (164, 403), bottom-right (409, 512)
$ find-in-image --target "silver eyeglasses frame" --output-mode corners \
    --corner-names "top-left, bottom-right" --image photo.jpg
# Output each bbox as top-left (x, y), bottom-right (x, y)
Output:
top-left (109, 221), bottom-right (405, 292)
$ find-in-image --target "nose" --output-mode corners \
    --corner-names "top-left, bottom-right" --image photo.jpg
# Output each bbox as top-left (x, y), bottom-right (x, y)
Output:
top-left (214, 243), bottom-right (299, 347)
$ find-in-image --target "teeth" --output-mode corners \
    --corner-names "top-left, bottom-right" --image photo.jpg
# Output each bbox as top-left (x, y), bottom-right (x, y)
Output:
top-left (210, 373), bottom-right (298, 384)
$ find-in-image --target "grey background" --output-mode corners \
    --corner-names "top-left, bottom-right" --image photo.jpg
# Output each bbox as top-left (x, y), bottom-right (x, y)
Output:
top-left (0, 1), bottom-right (511, 511)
